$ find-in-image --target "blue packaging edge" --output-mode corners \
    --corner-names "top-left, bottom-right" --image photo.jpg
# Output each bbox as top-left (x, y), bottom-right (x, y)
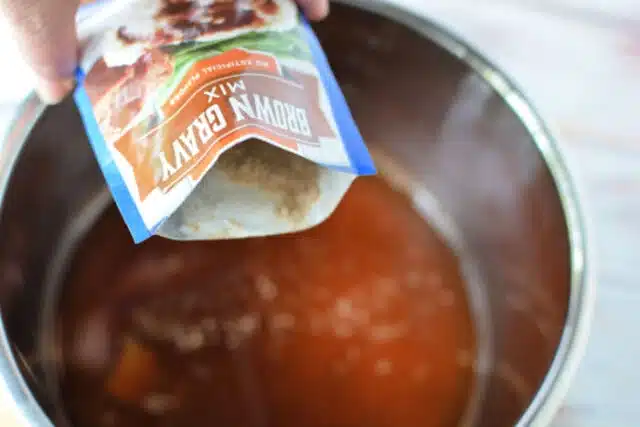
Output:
top-left (73, 68), bottom-right (152, 243)
top-left (300, 16), bottom-right (377, 176)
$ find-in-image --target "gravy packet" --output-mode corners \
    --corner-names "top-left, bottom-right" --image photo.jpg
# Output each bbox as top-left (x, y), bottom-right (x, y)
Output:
top-left (73, 0), bottom-right (376, 243)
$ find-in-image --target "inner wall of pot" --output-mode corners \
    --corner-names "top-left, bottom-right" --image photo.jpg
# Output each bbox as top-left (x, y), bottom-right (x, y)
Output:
top-left (0, 2), bottom-right (572, 427)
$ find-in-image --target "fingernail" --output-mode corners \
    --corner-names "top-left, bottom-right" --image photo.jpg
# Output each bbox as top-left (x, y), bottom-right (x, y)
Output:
top-left (36, 78), bottom-right (75, 105)
top-left (298, 0), bottom-right (329, 20)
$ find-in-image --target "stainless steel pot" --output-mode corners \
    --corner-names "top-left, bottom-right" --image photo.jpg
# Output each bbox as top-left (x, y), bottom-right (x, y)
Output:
top-left (0, 1), bottom-right (593, 426)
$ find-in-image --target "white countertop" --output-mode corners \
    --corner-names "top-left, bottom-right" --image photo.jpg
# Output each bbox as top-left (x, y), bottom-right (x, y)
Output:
top-left (1, 0), bottom-right (639, 425)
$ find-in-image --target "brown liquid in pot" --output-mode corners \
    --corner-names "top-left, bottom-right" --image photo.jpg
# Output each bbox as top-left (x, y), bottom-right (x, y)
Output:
top-left (57, 176), bottom-right (476, 427)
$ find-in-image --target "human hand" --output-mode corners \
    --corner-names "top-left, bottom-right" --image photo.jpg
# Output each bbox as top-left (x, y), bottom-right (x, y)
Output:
top-left (0, 0), bottom-right (330, 104)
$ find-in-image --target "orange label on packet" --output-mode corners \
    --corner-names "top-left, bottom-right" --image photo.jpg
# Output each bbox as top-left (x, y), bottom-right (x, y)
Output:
top-left (114, 49), bottom-right (336, 200)
top-left (74, 0), bottom-right (375, 243)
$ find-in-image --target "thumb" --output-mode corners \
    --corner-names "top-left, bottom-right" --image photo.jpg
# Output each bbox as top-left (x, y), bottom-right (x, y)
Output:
top-left (296, 0), bottom-right (329, 21)
top-left (1, 0), bottom-right (79, 104)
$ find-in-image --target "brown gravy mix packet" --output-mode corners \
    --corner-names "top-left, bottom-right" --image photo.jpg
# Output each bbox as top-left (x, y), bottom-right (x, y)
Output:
top-left (74, 0), bottom-right (375, 243)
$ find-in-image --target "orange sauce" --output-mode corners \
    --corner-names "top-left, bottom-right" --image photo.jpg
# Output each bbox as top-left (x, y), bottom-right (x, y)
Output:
top-left (59, 176), bottom-right (476, 427)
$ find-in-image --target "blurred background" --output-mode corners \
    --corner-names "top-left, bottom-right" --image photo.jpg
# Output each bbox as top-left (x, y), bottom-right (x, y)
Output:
top-left (0, 0), bottom-right (639, 426)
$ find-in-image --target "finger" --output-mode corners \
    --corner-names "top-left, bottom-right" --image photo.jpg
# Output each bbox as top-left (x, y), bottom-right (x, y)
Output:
top-left (1, 0), bottom-right (79, 103)
top-left (296, 0), bottom-right (329, 21)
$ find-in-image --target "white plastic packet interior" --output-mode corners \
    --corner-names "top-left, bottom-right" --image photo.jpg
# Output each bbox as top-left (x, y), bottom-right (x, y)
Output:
top-left (157, 141), bottom-right (356, 240)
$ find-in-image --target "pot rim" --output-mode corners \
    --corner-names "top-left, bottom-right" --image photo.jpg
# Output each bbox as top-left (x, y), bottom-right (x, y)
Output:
top-left (0, 94), bottom-right (51, 427)
top-left (0, 1), bottom-right (594, 426)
